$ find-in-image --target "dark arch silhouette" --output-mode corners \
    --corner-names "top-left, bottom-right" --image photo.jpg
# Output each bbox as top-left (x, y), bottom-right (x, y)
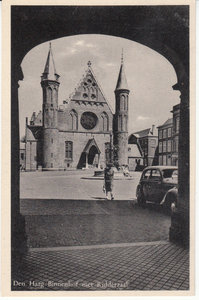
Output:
top-left (11, 6), bottom-right (190, 258)
top-left (88, 145), bottom-right (99, 166)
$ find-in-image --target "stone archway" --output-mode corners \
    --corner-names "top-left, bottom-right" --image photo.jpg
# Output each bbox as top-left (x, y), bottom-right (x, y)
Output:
top-left (88, 145), bottom-right (99, 167)
top-left (77, 138), bottom-right (101, 169)
top-left (11, 6), bottom-right (190, 257)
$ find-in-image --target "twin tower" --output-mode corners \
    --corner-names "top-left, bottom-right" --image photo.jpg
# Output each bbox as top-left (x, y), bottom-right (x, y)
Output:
top-left (40, 44), bottom-right (130, 169)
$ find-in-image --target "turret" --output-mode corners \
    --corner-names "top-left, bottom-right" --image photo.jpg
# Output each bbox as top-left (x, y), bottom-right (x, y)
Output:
top-left (113, 51), bottom-right (130, 167)
top-left (41, 42), bottom-right (60, 128)
top-left (41, 43), bottom-right (60, 170)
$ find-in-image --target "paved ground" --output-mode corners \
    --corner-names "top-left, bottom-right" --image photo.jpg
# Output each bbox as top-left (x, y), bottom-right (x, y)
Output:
top-left (12, 241), bottom-right (189, 291)
top-left (20, 170), bottom-right (141, 200)
top-left (16, 170), bottom-right (189, 292)
top-left (20, 199), bottom-right (171, 248)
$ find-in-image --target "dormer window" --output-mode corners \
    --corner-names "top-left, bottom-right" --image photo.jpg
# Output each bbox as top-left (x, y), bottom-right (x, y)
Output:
top-left (92, 82), bottom-right (96, 86)
top-left (87, 78), bottom-right (92, 83)
top-left (91, 94), bottom-right (96, 99)
top-left (84, 82), bottom-right (87, 86)
top-left (83, 93), bottom-right (88, 98)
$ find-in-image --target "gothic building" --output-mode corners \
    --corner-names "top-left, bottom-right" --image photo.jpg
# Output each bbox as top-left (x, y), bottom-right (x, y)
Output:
top-left (24, 44), bottom-right (130, 171)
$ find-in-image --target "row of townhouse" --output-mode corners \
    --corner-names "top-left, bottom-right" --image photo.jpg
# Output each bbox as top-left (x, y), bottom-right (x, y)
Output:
top-left (157, 103), bottom-right (180, 166)
top-left (128, 103), bottom-right (180, 169)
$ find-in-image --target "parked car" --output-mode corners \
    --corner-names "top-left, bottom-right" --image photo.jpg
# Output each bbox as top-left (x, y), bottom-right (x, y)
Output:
top-left (136, 166), bottom-right (178, 209)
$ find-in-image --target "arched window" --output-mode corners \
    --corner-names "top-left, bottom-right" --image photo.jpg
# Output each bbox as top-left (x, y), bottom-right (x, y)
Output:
top-left (101, 112), bottom-right (109, 131)
top-left (126, 95), bottom-right (129, 110)
top-left (69, 110), bottom-right (78, 130)
top-left (53, 88), bottom-right (57, 101)
top-left (47, 87), bottom-right (53, 103)
top-left (124, 95), bottom-right (128, 111)
top-left (120, 95), bottom-right (125, 110)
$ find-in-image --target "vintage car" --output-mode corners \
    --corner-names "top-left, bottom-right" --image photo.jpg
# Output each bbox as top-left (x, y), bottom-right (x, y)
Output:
top-left (136, 166), bottom-right (178, 209)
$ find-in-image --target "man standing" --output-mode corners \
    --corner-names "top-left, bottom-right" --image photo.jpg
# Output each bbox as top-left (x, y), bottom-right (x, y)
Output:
top-left (104, 163), bottom-right (114, 200)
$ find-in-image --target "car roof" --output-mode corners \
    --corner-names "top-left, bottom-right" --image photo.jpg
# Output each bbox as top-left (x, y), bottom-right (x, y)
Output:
top-left (143, 166), bottom-right (178, 171)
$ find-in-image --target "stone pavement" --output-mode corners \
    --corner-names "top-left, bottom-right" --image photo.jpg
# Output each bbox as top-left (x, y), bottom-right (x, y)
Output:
top-left (16, 171), bottom-right (189, 292)
top-left (12, 241), bottom-right (189, 291)
top-left (20, 200), bottom-right (171, 247)
top-left (20, 170), bottom-right (141, 200)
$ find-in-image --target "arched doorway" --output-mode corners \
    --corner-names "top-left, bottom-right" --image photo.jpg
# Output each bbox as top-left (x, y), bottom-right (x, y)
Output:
top-left (88, 145), bottom-right (99, 167)
top-left (77, 138), bottom-right (101, 169)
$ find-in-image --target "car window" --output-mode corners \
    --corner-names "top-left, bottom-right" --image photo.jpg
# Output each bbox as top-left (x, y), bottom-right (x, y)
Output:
top-left (172, 170), bottom-right (178, 177)
top-left (151, 169), bottom-right (161, 180)
top-left (142, 170), bottom-right (151, 179)
top-left (162, 169), bottom-right (178, 179)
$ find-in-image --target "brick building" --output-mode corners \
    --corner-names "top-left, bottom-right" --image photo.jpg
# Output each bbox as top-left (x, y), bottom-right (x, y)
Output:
top-left (157, 118), bottom-right (173, 166)
top-left (129, 126), bottom-right (158, 167)
top-left (23, 44), bottom-right (131, 171)
top-left (171, 104), bottom-right (180, 166)
top-left (157, 104), bottom-right (180, 166)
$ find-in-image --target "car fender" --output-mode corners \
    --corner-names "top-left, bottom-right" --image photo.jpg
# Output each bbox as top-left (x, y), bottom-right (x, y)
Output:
top-left (160, 187), bottom-right (178, 206)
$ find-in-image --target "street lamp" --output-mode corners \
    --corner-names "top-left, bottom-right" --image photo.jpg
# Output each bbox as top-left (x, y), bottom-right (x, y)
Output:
top-left (110, 133), bottom-right (113, 164)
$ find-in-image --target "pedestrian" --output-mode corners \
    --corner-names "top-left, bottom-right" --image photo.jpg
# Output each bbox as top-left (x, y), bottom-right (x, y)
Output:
top-left (104, 163), bottom-right (114, 200)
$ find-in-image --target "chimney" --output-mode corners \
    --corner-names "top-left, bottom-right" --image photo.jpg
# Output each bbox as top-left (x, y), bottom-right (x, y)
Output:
top-left (151, 124), bottom-right (155, 135)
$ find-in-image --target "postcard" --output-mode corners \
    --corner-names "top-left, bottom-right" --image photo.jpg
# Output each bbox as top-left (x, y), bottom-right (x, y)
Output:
top-left (1, 0), bottom-right (196, 297)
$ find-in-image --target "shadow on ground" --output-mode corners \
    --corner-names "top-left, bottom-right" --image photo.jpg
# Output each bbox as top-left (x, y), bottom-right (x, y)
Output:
top-left (20, 199), bottom-right (171, 248)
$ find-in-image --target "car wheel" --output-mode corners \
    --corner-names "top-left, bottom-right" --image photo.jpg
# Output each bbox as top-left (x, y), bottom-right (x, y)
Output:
top-left (164, 193), bottom-right (177, 213)
top-left (137, 189), bottom-right (146, 208)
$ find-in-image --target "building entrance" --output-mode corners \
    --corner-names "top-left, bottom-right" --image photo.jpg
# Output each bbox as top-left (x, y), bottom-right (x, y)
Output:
top-left (88, 145), bottom-right (99, 167)
top-left (77, 139), bottom-right (101, 169)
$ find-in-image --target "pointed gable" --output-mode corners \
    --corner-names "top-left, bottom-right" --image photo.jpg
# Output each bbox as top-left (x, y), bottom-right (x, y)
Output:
top-left (83, 138), bottom-right (101, 154)
top-left (70, 62), bottom-right (108, 104)
top-left (30, 111), bottom-right (42, 126)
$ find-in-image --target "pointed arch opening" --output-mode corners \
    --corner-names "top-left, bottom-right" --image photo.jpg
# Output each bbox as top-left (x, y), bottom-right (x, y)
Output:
top-left (47, 87), bottom-right (53, 103)
top-left (101, 112), bottom-right (109, 132)
top-left (69, 109), bottom-right (78, 130)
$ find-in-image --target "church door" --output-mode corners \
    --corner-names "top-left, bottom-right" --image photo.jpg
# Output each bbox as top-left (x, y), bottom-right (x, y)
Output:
top-left (88, 146), bottom-right (99, 168)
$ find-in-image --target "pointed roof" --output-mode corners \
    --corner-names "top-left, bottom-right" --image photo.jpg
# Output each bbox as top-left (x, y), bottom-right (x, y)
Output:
top-left (68, 61), bottom-right (113, 112)
top-left (128, 144), bottom-right (143, 158)
top-left (133, 128), bottom-right (153, 138)
top-left (42, 43), bottom-right (59, 81)
top-left (157, 118), bottom-right (173, 128)
top-left (115, 51), bottom-right (129, 91)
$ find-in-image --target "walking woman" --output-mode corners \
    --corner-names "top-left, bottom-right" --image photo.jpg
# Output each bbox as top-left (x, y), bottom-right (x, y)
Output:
top-left (104, 163), bottom-right (114, 200)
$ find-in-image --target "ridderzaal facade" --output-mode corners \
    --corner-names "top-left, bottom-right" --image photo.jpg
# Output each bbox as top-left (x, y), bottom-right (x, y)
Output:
top-left (24, 44), bottom-right (131, 171)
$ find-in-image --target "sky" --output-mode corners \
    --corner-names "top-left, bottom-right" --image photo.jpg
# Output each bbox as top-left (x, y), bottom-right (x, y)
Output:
top-left (19, 34), bottom-right (181, 138)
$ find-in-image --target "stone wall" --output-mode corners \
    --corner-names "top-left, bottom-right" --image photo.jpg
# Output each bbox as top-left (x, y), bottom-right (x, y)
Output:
top-left (57, 131), bottom-right (111, 169)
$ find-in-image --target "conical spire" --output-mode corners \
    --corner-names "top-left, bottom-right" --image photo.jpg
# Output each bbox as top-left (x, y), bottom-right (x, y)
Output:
top-left (115, 50), bottom-right (129, 91)
top-left (42, 42), bottom-right (59, 81)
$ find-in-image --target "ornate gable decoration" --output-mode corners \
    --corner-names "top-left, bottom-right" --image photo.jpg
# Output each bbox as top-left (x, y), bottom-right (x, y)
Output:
top-left (70, 62), bottom-right (107, 104)
top-left (83, 138), bottom-right (101, 154)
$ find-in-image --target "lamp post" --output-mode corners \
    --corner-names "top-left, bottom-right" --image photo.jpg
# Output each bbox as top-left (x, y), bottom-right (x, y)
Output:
top-left (110, 133), bottom-right (113, 164)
